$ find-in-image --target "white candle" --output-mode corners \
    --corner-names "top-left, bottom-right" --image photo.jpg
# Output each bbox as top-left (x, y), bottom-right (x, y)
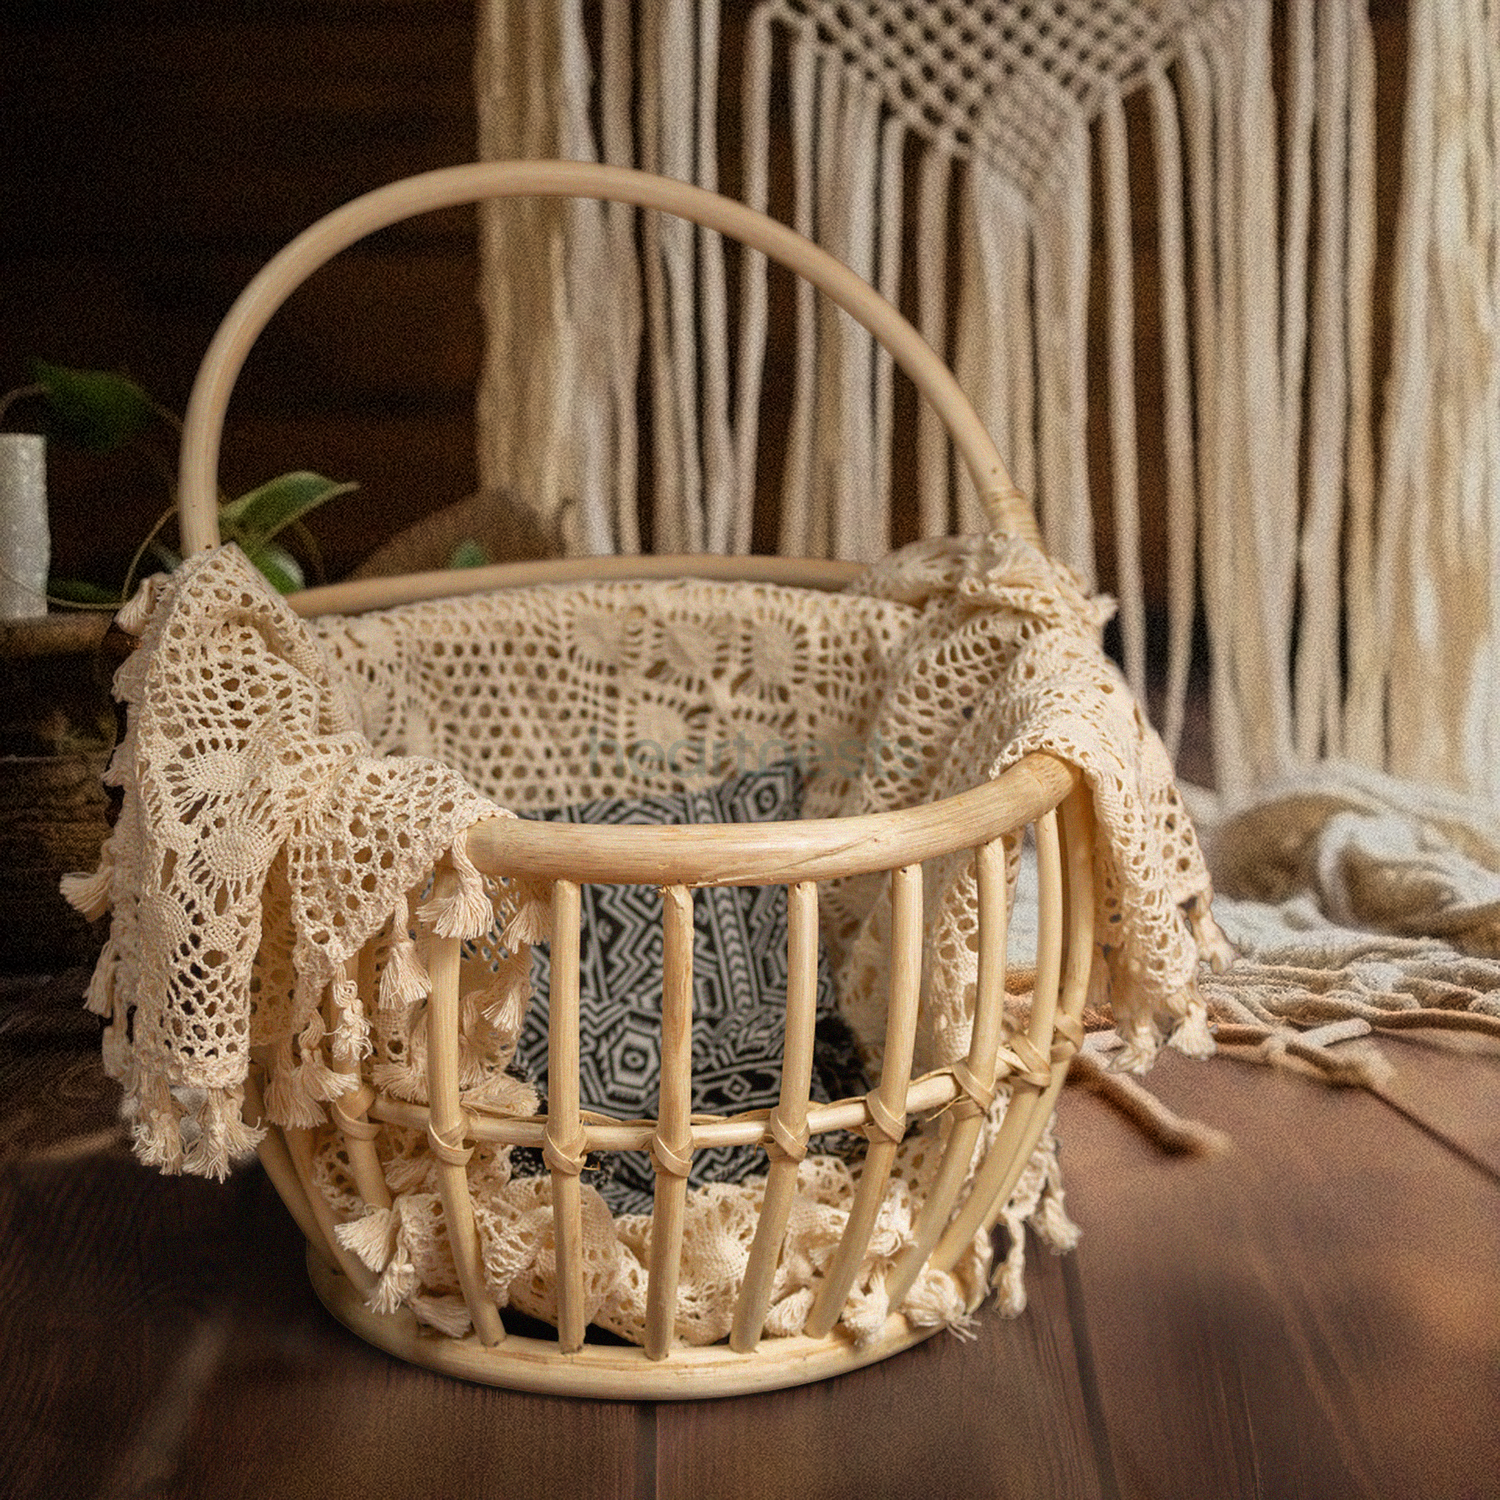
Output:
top-left (0, 433), bottom-right (48, 619)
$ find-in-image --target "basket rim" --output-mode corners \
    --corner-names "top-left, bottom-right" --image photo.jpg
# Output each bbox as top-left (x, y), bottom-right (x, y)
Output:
top-left (290, 551), bottom-right (866, 619)
top-left (466, 751), bottom-right (1077, 887)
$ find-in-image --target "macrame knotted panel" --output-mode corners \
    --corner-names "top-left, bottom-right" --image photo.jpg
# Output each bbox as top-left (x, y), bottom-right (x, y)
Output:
top-left (478, 0), bottom-right (1500, 803)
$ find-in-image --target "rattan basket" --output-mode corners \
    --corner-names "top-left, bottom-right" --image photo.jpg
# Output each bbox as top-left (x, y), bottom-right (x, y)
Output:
top-left (173, 161), bottom-right (1095, 1399)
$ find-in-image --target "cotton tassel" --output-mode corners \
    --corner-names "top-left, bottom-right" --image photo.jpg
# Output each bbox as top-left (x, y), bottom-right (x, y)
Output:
top-left (500, 879), bottom-right (552, 947)
top-left (762, 1286), bottom-right (815, 1338)
top-left (291, 1009), bottom-right (355, 1103)
top-left (265, 1035), bottom-right (327, 1128)
top-left (418, 835), bottom-right (495, 941)
top-left (115, 571), bottom-right (165, 635)
top-left (329, 980), bottom-right (371, 1064)
top-left (473, 947), bottom-right (531, 1037)
top-left (369, 1251), bottom-right (417, 1316)
top-left (383, 1152), bottom-right (433, 1195)
top-left (1168, 997), bottom-right (1216, 1060)
top-left (130, 1074), bottom-right (185, 1175)
top-left (378, 895), bottom-right (430, 1009)
top-left (989, 1215), bottom-right (1030, 1316)
top-left (902, 1267), bottom-right (979, 1339)
top-left (478, 981), bottom-right (526, 1049)
top-left (60, 853), bottom-right (114, 922)
top-left (371, 1062), bottom-right (429, 1104)
top-left (457, 1008), bottom-right (505, 1093)
top-left (102, 734), bottom-right (131, 790)
top-left (1027, 1171), bottom-right (1082, 1254)
top-left (367, 1203), bottom-right (419, 1316)
top-left (1112, 1011), bottom-right (1163, 1075)
top-left (184, 1087), bottom-right (266, 1182)
top-left (839, 1278), bottom-right (892, 1347)
top-left (83, 940), bottom-right (119, 1018)
top-left (336, 1205), bottom-right (398, 1272)
top-left (409, 1294), bottom-right (474, 1339)
top-left (461, 1072), bottom-right (538, 1118)
top-left (1188, 896), bottom-right (1236, 971)
top-left (865, 1186), bottom-right (913, 1262)
top-left (379, 937), bottom-right (429, 1009)
top-left (372, 1019), bottom-right (429, 1104)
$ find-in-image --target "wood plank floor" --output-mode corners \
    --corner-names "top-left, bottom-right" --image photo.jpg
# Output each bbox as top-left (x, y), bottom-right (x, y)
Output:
top-left (2, 971), bottom-right (1496, 1500)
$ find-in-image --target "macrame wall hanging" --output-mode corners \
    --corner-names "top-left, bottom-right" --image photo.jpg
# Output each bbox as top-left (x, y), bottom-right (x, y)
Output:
top-left (475, 0), bottom-right (1500, 804)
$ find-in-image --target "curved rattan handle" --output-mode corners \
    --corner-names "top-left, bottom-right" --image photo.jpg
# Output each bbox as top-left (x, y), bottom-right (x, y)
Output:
top-left (178, 160), bottom-right (1038, 556)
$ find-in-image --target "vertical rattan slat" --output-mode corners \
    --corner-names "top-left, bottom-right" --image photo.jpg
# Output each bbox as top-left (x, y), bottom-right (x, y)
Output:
top-left (425, 869), bottom-right (506, 1347)
top-left (645, 884), bottom-right (695, 1361)
top-left (729, 879), bottom-right (820, 1352)
top-left (245, 1065), bottom-right (338, 1273)
top-left (929, 803), bottom-right (1075, 1272)
top-left (804, 862), bottom-right (923, 1340)
top-left (978, 792), bottom-right (1092, 1236)
top-left (326, 956), bottom-right (392, 1213)
top-left (282, 1124), bottom-right (380, 1296)
top-left (545, 878), bottom-right (588, 1353)
top-left (884, 836), bottom-right (1010, 1309)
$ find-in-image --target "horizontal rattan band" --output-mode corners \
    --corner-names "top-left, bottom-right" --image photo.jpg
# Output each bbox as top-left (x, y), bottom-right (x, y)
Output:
top-left (331, 1084), bottom-right (381, 1143)
top-left (543, 1121), bottom-right (589, 1177)
top-left (366, 1050), bottom-right (1084, 1155)
top-left (464, 753), bottom-right (1077, 888)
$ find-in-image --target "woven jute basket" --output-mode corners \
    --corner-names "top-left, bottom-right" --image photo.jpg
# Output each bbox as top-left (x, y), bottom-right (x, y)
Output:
top-left (174, 161), bottom-right (1095, 1399)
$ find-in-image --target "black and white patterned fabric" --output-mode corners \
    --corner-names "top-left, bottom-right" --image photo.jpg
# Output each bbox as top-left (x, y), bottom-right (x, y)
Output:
top-left (516, 762), bottom-right (859, 1216)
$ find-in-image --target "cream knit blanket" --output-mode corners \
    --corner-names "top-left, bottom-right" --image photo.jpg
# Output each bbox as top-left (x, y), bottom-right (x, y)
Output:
top-left (1184, 764), bottom-right (1500, 1086)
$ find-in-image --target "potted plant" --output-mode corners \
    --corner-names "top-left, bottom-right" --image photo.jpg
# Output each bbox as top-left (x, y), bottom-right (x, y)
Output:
top-left (0, 362), bottom-right (355, 971)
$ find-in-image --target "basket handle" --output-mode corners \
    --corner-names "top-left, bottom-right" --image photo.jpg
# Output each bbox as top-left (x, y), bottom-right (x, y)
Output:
top-left (178, 160), bottom-right (1039, 556)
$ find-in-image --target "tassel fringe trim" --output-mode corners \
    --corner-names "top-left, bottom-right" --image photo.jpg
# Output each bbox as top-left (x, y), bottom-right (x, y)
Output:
top-left (121, 1078), bottom-right (265, 1182)
top-left (60, 855), bottom-right (114, 922)
top-left (417, 833), bottom-right (496, 941)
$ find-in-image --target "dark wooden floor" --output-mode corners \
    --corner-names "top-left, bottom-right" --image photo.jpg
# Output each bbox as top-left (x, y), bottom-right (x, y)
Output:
top-left (2, 968), bottom-right (1497, 1500)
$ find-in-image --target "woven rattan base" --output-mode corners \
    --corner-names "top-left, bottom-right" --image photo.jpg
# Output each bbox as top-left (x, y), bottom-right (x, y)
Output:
top-left (307, 1248), bottom-right (953, 1399)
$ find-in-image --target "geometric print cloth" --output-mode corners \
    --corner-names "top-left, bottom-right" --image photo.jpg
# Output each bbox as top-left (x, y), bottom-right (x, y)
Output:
top-left (516, 761), bottom-right (846, 1216)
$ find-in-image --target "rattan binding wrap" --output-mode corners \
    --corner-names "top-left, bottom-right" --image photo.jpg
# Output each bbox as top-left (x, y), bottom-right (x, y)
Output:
top-left (177, 162), bottom-right (1097, 1398)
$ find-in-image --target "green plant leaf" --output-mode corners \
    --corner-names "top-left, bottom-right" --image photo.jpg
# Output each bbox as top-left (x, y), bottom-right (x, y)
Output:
top-left (239, 539), bottom-right (305, 595)
top-left (447, 539), bottom-right (490, 569)
top-left (218, 471), bottom-right (357, 545)
top-left (48, 577), bottom-right (124, 607)
top-left (29, 361), bottom-right (158, 452)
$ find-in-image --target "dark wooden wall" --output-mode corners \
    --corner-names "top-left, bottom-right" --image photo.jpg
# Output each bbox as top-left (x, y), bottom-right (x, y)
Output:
top-left (1, 0), bottom-right (482, 592)
top-left (3, 2), bottom-right (1409, 600)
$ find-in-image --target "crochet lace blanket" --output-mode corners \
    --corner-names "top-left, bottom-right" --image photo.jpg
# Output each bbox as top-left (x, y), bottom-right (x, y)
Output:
top-left (64, 547), bottom-right (509, 1178)
top-left (67, 535), bottom-right (1222, 1344)
top-left (833, 532), bottom-right (1224, 1073)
